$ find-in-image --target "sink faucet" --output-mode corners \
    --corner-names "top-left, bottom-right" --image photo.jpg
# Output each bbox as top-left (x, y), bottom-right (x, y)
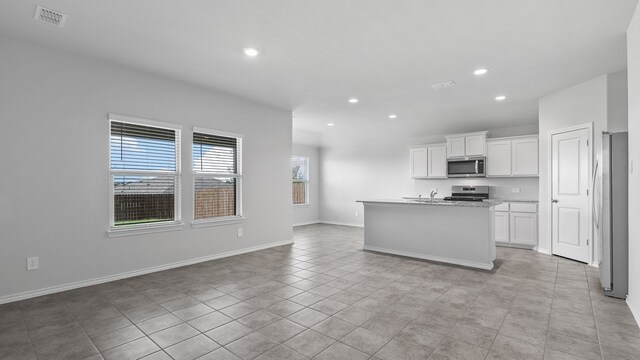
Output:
top-left (418, 194), bottom-right (422, 202)
top-left (430, 188), bottom-right (438, 202)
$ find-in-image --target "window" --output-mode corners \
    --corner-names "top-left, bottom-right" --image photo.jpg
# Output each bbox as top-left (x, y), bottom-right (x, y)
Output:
top-left (292, 156), bottom-right (309, 205)
top-left (192, 128), bottom-right (243, 222)
top-left (109, 115), bottom-right (181, 231)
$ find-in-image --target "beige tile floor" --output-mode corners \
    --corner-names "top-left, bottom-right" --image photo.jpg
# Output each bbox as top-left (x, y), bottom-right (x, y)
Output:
top-left (1, 224), bottom-right (639, 360)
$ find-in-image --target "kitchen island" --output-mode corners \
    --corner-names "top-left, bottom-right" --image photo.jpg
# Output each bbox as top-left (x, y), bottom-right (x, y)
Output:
top-left (357, 199), bottom-right (501, 270)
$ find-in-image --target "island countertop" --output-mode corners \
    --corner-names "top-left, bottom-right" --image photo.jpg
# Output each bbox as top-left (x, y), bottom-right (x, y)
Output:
top-left (356, 199), bottom-right (503, 208)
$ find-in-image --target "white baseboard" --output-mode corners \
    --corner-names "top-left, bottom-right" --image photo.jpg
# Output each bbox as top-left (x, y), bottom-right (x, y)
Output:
top-left (363, 245), bottom-right (494, 271)
top-left (0, 239), bottom-right (293, 305)
top-left (320, 221), bottom-right (364, 228)
top-left (627, 296), bottom-right (640, 327)
top-left (535, 247), bottom-right (551, 255)
top-left (293, 221), bottom-right (321, 227)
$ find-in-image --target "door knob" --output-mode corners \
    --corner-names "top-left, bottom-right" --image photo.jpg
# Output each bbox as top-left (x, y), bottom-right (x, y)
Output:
top-left (551, 199), bottom-right (558, 203)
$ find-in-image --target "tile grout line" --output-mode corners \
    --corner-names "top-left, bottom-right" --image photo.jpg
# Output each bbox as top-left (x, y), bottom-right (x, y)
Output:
top-left (17, 302), bottom-right (38, 360)
top-left (586, 266), bottom-right (605, 360)
top-left (541, 260), bottom-right (559, 360)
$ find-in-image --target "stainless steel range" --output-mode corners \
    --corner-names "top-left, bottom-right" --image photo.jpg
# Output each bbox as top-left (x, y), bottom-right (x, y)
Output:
top-left (444, 185), bottom-right (489, 202)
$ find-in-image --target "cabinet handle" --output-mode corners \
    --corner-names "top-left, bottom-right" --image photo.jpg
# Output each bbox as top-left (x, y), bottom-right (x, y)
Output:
top-left (551, 199), bottom-right (558, 203)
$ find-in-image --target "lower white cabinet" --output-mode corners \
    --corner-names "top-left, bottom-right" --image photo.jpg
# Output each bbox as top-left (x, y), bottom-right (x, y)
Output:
top-left (494, 211), bottom-right (510, 243)
top-left (494, 202), bottom-right (538, 248)
top-left (509, 212), bottom-right (538, 246)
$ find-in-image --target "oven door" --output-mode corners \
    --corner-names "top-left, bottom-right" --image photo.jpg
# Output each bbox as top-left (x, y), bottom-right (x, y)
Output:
top-left (447, 158), bottom-right (486, 177)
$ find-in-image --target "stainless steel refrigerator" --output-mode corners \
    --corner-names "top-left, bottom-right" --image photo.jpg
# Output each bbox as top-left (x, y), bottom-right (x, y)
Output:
top-left (597, 132), bottom-right (628, 299)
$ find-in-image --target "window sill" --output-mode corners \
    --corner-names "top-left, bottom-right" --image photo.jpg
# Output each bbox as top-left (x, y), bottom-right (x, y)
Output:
top-left (191, 216), bottom-right (245, 228)
top-left (293, 203), bottom-right (311, 208)
top-left (107, 222), bottom-right (185, 238)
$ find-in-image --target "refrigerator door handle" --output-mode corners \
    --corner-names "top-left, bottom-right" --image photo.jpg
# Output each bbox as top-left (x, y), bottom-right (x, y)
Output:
top-left (592, 160), bottom-right (600, 229)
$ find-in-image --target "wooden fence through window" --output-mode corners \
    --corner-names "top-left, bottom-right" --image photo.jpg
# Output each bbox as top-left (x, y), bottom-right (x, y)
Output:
top-left (293, 181), bottom-right (307, 204)
top-left (114, 194), bottom-right (174, 223)
top-left (114, 187), bottom-right (236, 224)
top-left (194, 187), bottom-right (236, 219)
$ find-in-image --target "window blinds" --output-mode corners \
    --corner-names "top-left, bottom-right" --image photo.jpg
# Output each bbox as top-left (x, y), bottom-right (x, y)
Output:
top-left (192, 132), bottom-right (238, 174)
top-left (110, 121), bottom-right (177, 171)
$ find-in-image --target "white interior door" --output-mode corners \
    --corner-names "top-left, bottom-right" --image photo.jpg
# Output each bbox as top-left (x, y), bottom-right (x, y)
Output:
top-left (551, 127), bottom-right (591, 263)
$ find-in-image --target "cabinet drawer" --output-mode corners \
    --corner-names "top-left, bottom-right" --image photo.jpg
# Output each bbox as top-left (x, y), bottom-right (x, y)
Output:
top-left (494, 202), bottom-right (510, 212)
top-left (509, 203), bottom-right (537, 213)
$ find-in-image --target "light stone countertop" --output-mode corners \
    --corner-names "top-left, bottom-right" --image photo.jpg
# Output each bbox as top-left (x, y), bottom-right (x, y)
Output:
top-left (357, 199), bottom-right (503, 208)
top-left (488, 199), bottom-right (539, 203)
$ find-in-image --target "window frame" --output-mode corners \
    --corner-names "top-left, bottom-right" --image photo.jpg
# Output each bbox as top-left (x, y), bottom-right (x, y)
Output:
top-left (292, 155), bottom-right (310, 206)
top-left (107, 114), bottom-right (183, 237)
top-left (191, 126), bottom-right (244, 227)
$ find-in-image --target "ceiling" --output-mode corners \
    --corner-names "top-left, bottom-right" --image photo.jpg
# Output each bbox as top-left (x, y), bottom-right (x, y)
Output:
top-left (0, 0), bottom-right (637, 146)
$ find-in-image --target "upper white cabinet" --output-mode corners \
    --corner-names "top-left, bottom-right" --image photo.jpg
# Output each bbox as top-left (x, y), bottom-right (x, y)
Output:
top-left (447, 137), bottom-right (466, 157)
top-left (511, 138), bottom-right (539, 176)
top-left (427, 144), bottom-right (447, 178)
top-left (486, 135), bottom-right (538, 177)
top-left (410, 144), bottom-right (447, 179)
top-left (409, 146), bottom-right (429, 179)
top-left (465, 134), bottom-right (486, 156)
top-left (446, 131), bottom-right (487, 158)
top-left (487, 140), bottom-right (512, 176)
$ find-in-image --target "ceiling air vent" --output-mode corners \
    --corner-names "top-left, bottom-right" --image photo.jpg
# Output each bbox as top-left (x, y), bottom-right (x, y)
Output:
top-left (34, 6), bottom-right (67, 27)
top-left (431, 81), bottom-right (456, 90)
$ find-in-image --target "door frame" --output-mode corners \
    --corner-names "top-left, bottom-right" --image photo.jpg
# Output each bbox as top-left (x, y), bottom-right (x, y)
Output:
top-left (547, 122), bottom-right (594, 265)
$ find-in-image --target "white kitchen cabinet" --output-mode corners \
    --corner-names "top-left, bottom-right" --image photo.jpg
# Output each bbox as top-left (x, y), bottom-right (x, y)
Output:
top-left (511, 138), bottom-right (539, 176)
top-left (486, 135), bottom-right (538, 177)
top-left (494, 211), bottom-right (510, 243)
top-left (447, 137), bottom-right (466, 158)
top-left (409, 147), bottom-right (429, 178)
top-left (509, 212), bottom-right (538, 246)
top-left (486, 140), bottom-right (512, 176)
top-left (427, 144), bottom-right (447, 178)
top-left (465, 135), bottom-right (486, 156)
top-left (446, 132), bottom-right (487, 158)
top-left (495, 202), bottom-right (538, 248)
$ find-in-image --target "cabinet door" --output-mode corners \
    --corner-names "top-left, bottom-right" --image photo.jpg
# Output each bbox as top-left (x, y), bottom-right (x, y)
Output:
top-left (447, 137), bottom-right (466, 158)
top-left (486, 140), bottom-right (512, 176)
top-left (410, 147), bottom-right (429, 178)
top-left (465, 134), bottom-right (486, 156)
top-left (509, 212), bottom-right (538, 246)
top-left (494, 211), bottom-right (510, 243)
top-left (512, 138), bottom-right (539, 176)
top-left (427, 145), bottom-right (447, 178)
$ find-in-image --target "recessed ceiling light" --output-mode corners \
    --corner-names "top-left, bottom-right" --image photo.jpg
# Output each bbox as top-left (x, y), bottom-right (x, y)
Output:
top-left (348, 98), bottom-right (359, 103)
top-left (495, 95), bottom-right (507, 101)
top-left (327, 123), bottom-right (335, 126)
top-left (243, 48), bottom-right (260, 57)
top-left (474, 68), bottom-right (489, 75)
top-left (388, 114), bottom-right (397, 119)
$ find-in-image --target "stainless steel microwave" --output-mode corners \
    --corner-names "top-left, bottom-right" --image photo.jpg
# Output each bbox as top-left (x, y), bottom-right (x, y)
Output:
top-left (447, 157), bottom-right (486, 178)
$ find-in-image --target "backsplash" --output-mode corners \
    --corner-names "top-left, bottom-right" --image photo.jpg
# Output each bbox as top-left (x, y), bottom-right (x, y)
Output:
top-left (412, 177), bottom-right (539, 201)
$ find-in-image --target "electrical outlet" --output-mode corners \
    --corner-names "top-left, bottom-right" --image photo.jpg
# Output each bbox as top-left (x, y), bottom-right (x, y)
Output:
top-left (237, 228), bottom-right (243, 237)
top-left (511, 188), bottom-right (521, 193)
top-left (27, 257), bottom-right (39, 271)
top-left (355, 211), bottom-right (359, 217)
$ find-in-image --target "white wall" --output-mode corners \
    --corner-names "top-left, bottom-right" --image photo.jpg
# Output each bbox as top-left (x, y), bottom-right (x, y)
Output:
top-left (0, 36), bottom-right (293, 302)
top-left (320, 125), bottom-right (539, 227)
top-left (538, 71), bottom-right (628, 260)
top-left (627, 4), bottom-right (640, 323)
top-left (292, 144), bottom-right (321, 226)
